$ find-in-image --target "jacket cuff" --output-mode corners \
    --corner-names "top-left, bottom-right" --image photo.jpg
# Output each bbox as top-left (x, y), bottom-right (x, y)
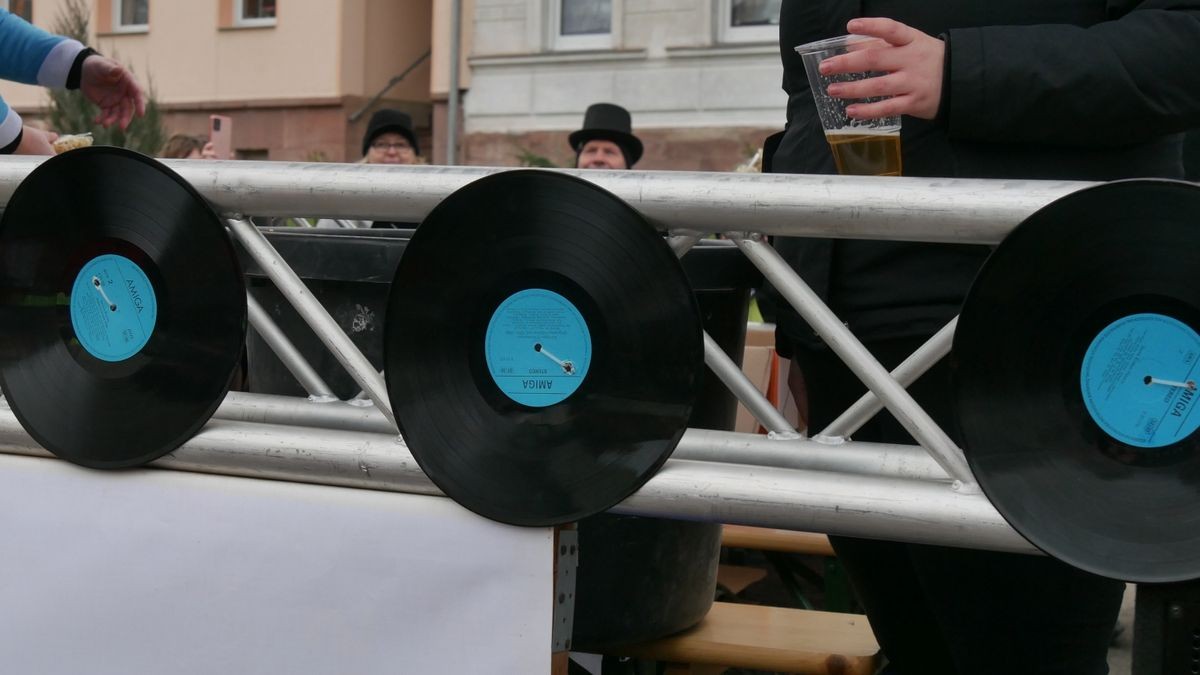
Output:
top-left (36, 38), bottom-right (86, 88)
top-left (945, 27), bottom-right (987, 140)
top-left (934, 33), bottom-right (951, 126)
top-left (66, 47), bottom-right (98, 90)
top-left (0, 108), bottom-right (24, 154)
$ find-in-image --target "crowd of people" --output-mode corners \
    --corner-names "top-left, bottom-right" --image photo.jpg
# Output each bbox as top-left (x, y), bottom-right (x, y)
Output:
top-left (3, 3), bottom-right (1200, 674)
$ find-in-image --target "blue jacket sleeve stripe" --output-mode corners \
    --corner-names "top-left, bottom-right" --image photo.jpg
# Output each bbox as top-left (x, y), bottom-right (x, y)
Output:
top-left (0, 8), bottom-right (69, 84)
top-left (37, 37), bottom-right (85, 87)
top-left (0, 105), bottom-right (23, 150)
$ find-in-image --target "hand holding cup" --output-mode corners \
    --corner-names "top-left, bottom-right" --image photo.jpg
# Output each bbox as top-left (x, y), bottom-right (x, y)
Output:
top-left (821, 18), bottom-right (946, 121)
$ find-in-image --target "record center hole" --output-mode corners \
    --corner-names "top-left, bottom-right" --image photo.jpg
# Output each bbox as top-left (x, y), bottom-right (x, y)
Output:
top-left (534, 343), bottom-right (542, 352)
top-left (1144, 375), bottom-right (1153, 385)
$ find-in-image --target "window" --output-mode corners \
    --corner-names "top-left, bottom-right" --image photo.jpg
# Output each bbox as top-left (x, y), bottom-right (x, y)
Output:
top-left (114, 0), bottom-right (148, 31)
top-left (236, 0), bottom-right (276, 27)
top-left (2, 0), bottom-right (32, 22)
top-left (550, 0), bottom-right (613, 51)
top-left (718, 0), bottom-right (780, 44)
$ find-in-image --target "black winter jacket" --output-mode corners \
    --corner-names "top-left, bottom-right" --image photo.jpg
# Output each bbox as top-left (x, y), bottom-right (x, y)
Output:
top-left (772, 0), bottom-right (1200, 351)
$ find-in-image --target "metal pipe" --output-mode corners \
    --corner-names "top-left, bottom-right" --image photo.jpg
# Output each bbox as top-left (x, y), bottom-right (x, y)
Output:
top-left (667, 234), bottom-right (700, 257)
top-left (673, 428), bottom-right (948, 481)
top-left (611, 459), bottom-right (1033, 554)
top-left (0, 410), bottom-right (1030, 554)
top-left (821, 317), bottom-right (957, 438)
top-left (211, 392), bottom-right (942, 479)
top-left (703, 331), bottom-right (796, 435)
top-left (446, 0), bottom-right (462, 165)
top-left (0, 157), bottom-right (1087, 243)
top-left (734, 236), bottom-right (977, 488)
top-left (246, 293), bottom-right (337, 401)
top-left (224, 217), bottom-right (398, 431)
top-left (215, 391), bottom-right (396, 435)
top-left (352, 370), bottom-right (387, 402)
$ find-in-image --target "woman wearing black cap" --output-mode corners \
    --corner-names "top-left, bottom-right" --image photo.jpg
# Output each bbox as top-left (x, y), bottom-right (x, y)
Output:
top-left (316, 109), bottom-right (423, 229)
top-left (361, 108), bottom-right (421, 166)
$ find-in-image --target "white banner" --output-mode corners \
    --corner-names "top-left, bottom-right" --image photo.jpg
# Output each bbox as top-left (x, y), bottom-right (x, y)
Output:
top-left (0, 454), bottom-right (554, 674)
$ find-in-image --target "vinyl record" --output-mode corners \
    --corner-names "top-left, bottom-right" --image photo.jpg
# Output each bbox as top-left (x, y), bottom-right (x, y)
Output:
top-left (953, 179), bottom-right (1200, 583)
top-left (384, 170), bottom-right (703, 526)
top-left (0, 147), bottom-right (247, 468)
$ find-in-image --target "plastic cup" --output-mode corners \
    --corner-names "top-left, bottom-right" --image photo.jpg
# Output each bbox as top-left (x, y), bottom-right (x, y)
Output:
top-left (795, 34), bottom-right (902, 176)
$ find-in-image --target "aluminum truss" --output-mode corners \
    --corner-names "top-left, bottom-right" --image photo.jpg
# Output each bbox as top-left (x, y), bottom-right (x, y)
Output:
top-left (0, 156), bottom-right (1098, 553)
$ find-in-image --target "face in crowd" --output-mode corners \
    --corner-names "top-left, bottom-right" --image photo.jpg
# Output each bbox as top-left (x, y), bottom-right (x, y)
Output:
top-left (576, 139), bottom-right (627, 170)
top-left (366, 132), bottom-right (418, 165)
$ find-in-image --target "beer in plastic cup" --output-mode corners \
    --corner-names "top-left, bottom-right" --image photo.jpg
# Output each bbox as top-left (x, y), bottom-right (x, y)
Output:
top-left (795, 34), bottom-right (902, 176)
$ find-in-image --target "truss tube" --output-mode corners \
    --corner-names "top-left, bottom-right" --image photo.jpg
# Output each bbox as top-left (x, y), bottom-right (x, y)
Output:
top-left (246, 293), bottom-right (336, 400)
top-left (210, 392), bottom-right (942, 479)
top-left (0, 158), bottom-right (1087, 243)
top-left (215, 392), bottom-right (397, 435)
top-left (674, 428), bottom-right (948, 481)
top-left (821, 317), bottom-right (957, 439)
top-left (611, 459), bottom-right (1033, 554)
top-left (0, 410), bottom-right (1031, 554)
top-left (734, 236), bottom-right (977, 487)
top-left (225, 217), bottom-right (398, 431)
top-left (703, 331), bottom-right (796, 435)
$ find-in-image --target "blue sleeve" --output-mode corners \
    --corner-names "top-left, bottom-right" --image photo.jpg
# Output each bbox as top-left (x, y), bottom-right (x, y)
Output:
top-left (0, 8), bottom-right (84, 87)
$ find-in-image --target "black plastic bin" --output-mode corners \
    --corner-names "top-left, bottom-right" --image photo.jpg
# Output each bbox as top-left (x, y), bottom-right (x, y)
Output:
top-left (572, 240), bottom-right (760, 651)
top-left (241, 230), bottom-right (762, 648)
top-left (241, 228), bottom-right (413, 400)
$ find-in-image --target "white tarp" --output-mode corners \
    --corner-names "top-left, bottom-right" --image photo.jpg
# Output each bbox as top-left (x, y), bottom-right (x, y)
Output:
top-left (0, 453), bottom-right (554, 674)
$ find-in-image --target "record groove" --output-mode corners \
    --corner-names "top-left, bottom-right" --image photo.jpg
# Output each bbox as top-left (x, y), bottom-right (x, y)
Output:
top-left (953, 179), bottom-right (1200, 583)
top-left (0, 147), bottom-right (247, 468)
top-left (384, 170), bottom-right (703, 526)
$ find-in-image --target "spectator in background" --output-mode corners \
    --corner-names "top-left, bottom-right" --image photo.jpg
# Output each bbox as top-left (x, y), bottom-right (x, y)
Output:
top-left (0, 8), bottom-right (144, 155)
top-left (570, 103), bottom-right (642, 170)
top-left (361, 109), bottom-right (421, 166)
top-left (160, 133), bottom-right (216, 159)
top-left (314, 109), bottom-right (423, 229)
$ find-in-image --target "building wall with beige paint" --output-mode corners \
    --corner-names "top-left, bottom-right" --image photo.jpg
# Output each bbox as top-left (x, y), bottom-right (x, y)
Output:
top-left (0, 0), bottom-right (434, 161)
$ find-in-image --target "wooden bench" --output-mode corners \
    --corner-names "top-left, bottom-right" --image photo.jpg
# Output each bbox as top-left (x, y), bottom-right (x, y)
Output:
top-left (721, 525), bottom-right (835, 557)
top-left (611, 601), bottom-right (879, 675)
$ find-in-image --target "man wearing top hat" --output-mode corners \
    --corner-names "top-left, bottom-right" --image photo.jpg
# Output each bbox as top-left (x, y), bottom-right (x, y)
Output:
top-left (570, 103), bottom-right (643, 170)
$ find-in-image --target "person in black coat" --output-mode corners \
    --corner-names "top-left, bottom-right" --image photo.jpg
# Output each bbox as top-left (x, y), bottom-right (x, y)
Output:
top-left (770, 2), bottom-right (1200, 673)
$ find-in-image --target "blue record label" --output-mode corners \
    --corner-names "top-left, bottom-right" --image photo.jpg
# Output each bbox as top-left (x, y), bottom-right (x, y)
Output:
top-left (70, 254), bottom-right (158, 362)
top-left (485, 289), bottom-right (591, 407)
top-left (1081, 313), bottom-right (1200, 448)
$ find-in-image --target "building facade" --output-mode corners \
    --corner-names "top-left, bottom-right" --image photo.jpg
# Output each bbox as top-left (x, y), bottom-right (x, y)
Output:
top-left (0, 0), bottom-right (435, 162)
top-left (463, 0), bottom-right (784, 170)
top-left (0, 0), bottom-right (786, 169)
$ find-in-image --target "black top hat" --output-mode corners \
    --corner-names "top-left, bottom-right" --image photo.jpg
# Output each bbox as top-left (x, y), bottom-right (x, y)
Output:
top-left (362, 109), bottom-right (420, 156)
top-left (568, 103), bottom-right (643, 167)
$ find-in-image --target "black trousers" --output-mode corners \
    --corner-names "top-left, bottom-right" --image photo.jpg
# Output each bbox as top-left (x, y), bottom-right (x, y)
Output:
top-left (791, 335), bottom-right (1125, 675)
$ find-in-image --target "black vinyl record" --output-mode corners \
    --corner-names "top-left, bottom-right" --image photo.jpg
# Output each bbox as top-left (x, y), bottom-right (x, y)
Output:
top-left (384, 170), bottom-right (703, 526)
top-left (953, 179), bottom-right (1200, 583)
top-left (0, 147), bottom-right (247, 468)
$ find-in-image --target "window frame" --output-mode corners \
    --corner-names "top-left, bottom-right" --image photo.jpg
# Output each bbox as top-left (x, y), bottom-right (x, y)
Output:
top-left (1, 0), bottom-right (33, 22)
top-left (234, 0), bottom-right (277, 28)
top-left (549, 0), bottom-right (616, 52)
top-left (716, 0), bottom-right (780, 44)
top-left (112, 0), bottom-right (149, 33)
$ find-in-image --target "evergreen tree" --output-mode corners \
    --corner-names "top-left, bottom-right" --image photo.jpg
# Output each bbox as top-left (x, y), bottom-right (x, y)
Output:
top-left (45, 0), bottom-right (165, 154)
